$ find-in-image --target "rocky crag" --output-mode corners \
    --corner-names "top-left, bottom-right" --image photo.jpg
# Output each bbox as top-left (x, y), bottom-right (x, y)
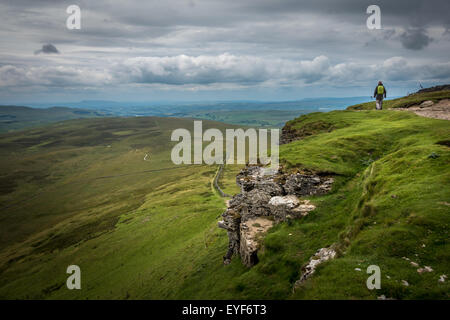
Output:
top-left (218, 165), bottom-right (333, 267)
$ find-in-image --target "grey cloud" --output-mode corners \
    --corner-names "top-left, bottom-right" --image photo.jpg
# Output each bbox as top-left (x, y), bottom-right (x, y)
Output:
top-left (34, 43), bottom-right (60, 55)
top-left (237, 0), bottom-right (450, 28)
top-left (1, 53), bottom-right (449, 97)
top-left (4, 54), bottom-right (446, 88)
top-left (1, 1), bottom-right (448, 56)
top-left (0, 0), bottom-right (449, 101)
top-left (399, 28), bottom-right (433, 50)
top-left (0, 64), bottom-right (111, 87)
top-left (113, 54), bottom-right (331, 85)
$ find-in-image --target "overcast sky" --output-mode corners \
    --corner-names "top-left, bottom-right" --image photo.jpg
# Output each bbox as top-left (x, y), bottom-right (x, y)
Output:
top-left (0, 0), bottom-right (449, 103)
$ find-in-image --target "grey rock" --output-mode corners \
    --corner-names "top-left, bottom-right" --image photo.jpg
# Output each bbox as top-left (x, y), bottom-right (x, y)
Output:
top-left (420, 100), bottom-right (434, 108)
top-left (294, 246), bottom-right (337, 290)
top-left (220, 164), bottom-right (333, 267)
top-left (284, 173), bottom-right (333, 196)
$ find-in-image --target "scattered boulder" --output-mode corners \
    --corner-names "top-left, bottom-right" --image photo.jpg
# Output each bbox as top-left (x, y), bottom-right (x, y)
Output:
top-left (417, 266), bottom-right (433, 274)
top-left (420, 100), bottom-right (434, 108)
top-left (293, 246), bottom-right (337, 290)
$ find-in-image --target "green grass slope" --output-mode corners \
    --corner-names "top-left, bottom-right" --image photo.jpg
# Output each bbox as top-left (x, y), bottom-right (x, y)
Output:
top-left (0, 117), bottom-right (242, 299)
top-left (281, 110), bottom-right (449, 299)
top-left (0, 100), bottom-right (448, 300)
top-left (171, 109), bottom-right (449, 300)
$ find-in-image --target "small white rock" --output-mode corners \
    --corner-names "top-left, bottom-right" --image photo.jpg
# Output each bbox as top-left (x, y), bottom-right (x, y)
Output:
top-left (417, 267), bottom-right (433, 274)
top-left (421, 244), bottom-right (426, 248)
top-left (438, 275), bottom-right (447, 283)
top-left (401, 280), bottom-right (409, 286)
top-left (355, 268), bottom-right (361, 271)
top-left (410, 261), bottom-right (419, 267)
top-left (420, 100), bottom-right (434, 107)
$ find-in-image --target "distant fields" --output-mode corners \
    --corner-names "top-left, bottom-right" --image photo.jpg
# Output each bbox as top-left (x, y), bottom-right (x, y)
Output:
top-left (172, 110), bottom-right (309, 128)
top-left (1, 96), bottom-right (372, 133)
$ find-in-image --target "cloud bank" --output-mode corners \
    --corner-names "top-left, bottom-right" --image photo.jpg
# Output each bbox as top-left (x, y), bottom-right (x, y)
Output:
top-left (1, 54), bottom-right (449, 90)
top-left (0, 0), bottom-right (449, 101)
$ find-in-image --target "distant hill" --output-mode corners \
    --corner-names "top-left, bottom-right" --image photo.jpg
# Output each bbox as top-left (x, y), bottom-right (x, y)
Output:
top-left (2, 96), bottom-right (373, 132)
top-left (0, 105), bottom-right (110, 133)
top-left (418, 84), bottom-right (450, 93)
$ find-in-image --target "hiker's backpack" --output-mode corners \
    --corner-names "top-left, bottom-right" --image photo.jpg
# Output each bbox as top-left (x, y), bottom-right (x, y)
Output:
top-left (377, 85), bottom-right (384, 94)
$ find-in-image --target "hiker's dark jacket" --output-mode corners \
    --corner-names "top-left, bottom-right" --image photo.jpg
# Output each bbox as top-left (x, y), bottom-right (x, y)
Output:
top-left (374, 85), bottom-right (387, 100)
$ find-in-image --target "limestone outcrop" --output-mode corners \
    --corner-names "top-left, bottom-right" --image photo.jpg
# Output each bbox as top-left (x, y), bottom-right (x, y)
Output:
top-left (218, 165), bottom-right (334, 267)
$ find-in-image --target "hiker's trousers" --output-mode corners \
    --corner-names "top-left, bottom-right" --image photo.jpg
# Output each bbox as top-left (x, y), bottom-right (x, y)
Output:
top-left (376, 98), bottom-right (383, 110)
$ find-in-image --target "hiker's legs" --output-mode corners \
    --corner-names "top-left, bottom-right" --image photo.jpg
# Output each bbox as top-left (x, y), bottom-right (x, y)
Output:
top-left (376, 99), bottom-right (383, 110)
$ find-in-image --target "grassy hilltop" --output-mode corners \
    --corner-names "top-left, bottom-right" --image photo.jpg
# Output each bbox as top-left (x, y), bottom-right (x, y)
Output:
top-left (0, 90), bottom-right (448, 299)
top-left (347, 89), bottom-right (450, 111)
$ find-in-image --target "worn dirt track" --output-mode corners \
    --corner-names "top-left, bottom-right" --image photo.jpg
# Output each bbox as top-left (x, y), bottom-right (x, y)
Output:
top-left (393, 99), bottom-right (450, 120)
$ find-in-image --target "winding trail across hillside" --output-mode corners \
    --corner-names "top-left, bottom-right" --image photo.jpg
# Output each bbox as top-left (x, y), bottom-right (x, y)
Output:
top-left (212, 150), bottom-right (234, 198)
top-left (394, 99), bottom-right (450, 120)
top-left (212, 164), bottom-right (230, 198)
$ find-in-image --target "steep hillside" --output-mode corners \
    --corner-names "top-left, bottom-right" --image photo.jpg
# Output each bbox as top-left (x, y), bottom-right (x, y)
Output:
top-left (281, 109), bottom-right (449, 299)
top-left (0, 117), bottom-right (243, 299)
top-left (175, 107), bottom-right (449, 300)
